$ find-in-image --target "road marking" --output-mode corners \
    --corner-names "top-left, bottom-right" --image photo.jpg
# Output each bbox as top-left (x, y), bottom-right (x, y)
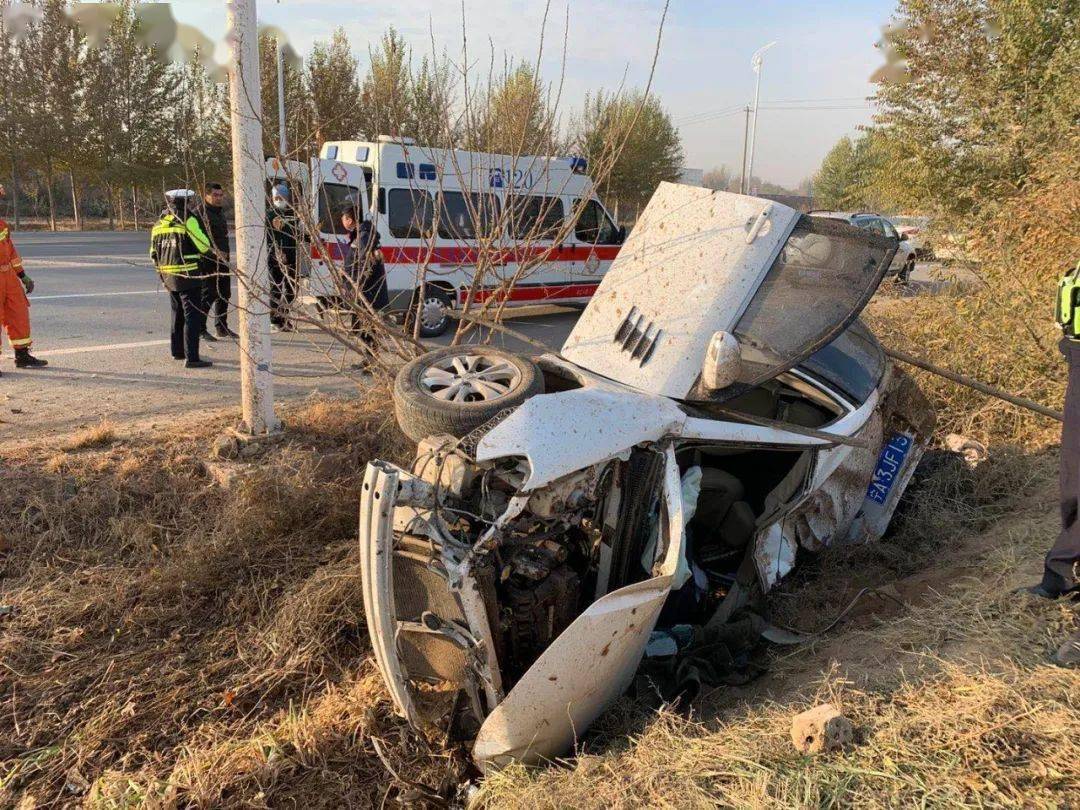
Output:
top-left (33, 290), bottom-right (161, 301)
top-left (35, 339), bottom-right (171, 357)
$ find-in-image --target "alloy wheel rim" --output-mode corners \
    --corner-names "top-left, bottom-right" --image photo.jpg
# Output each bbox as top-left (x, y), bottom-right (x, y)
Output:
top-left (419, 353), bottom-right (522, 402)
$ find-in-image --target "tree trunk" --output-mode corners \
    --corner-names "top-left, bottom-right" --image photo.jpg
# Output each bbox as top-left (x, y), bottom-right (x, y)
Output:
top-left (69, 171), bottom-right (81, 230)
top-left (118, 186), bottom-right (126, 230)
top-left (10, 158), bottom-right (20, 229)
top-left (44, 166), bottom-right (56, 232)
top-left (105, 184), bottom-right (115, 231)
top-left (131, 186), bottom-right (139, 230)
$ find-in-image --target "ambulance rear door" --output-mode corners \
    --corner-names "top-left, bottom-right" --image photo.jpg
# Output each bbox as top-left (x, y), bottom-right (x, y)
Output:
top-left (308, 157), bottom-right (370, 298)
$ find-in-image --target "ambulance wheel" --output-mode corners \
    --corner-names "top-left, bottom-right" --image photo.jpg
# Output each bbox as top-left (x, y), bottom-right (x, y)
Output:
top-left (406, 286), bottom-right (454, 338)
top-left (393, 346), bottom-right (544, 442)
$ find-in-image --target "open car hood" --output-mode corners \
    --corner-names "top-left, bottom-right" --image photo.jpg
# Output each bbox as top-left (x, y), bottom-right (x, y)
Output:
top-left (561, 184), bottom-right (896, 401)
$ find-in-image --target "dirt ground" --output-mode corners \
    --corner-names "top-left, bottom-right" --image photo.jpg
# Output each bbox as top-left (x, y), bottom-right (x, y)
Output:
top-left (1, 382), bottom-right (1077, 807)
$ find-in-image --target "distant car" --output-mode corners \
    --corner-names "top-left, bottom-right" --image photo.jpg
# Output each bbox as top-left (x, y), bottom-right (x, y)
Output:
top-left (359, 185), bottom-right (935, 769)
top-left (891, 215), bottom-right (933, 260)
top-left (812, 211), bottom-right (917, 282)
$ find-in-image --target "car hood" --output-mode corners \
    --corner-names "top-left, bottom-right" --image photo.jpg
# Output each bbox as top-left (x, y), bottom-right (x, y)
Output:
top-left (561, 184), bottom-right (894, 401)
top-left (562, 184), bottom-right (800, 399)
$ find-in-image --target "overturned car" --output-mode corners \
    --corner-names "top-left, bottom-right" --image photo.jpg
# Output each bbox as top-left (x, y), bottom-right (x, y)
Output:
top-left (359, 185), bottom-right (935, 769)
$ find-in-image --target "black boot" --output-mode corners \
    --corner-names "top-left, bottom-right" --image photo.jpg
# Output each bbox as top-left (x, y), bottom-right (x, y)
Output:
top-left (15, 348), bottom-right (47, 368)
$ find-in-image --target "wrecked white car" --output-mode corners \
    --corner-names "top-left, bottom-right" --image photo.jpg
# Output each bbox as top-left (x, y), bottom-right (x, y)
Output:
top-left (359, 185), bottom-right (935, 769)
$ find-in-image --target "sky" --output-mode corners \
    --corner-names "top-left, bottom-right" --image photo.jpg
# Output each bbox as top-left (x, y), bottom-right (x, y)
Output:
top-left (173, 0), bottom-right (899, 188)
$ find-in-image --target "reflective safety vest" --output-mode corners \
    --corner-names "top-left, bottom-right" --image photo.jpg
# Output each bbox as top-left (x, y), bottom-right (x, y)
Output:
top-left (150, 213), bottom-right (211, 275)
top-left (1056, 260), bottom-right (1080, 341)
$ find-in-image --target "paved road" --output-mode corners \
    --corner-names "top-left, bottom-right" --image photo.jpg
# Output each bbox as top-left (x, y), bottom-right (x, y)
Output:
top-left (4, 231), bottom-right (955, 438)
top-left (3, 231), bottom-right (581, 437)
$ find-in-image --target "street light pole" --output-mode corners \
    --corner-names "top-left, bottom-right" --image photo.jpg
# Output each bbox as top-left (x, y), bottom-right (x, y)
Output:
top-left (276, 39), bottom-right (287, 155)
top-left (740, 105), bottom-right (750, 194)
top-left (746, 41), bottom-right (776, 196)
top-left (226, 0), bottom-right (280, 435)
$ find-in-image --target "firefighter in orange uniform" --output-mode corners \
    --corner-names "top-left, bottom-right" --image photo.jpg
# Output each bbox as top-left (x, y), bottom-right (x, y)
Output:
top-left (0, 184), bottom-right (47, 374)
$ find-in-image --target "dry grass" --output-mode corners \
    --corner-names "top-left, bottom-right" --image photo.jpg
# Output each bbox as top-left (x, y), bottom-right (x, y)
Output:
top-left (60, 421), bottom-right (117, 451)
top-left (476, 451), bottom-right (1080, 808)
top-left (0, 388), bottom-right (462, 808)
top-left (866, 132), bottom-right (1080, 451)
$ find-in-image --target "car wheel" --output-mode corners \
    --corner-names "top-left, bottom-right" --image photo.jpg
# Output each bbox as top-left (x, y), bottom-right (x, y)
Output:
top-left (393, 346), bottom-right (545, 442)
top-left (405, 286), bottom-right (454, 338)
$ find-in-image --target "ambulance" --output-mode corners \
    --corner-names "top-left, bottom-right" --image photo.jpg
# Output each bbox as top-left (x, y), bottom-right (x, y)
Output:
top-left (271, 136), bottom-right (625, 337)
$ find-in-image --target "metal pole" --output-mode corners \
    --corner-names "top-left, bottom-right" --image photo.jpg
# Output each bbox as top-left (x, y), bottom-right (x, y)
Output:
top-left (747, 41), bottom-right (776, 195)
top-left (276, 39), bottom-right (287, 155)
top-left (227, 0), bottom-right (280, 435)
top-left (739, 105), bottom-right (750, 194)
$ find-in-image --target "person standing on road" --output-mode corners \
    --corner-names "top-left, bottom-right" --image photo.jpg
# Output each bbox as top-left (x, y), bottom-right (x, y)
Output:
top-left (1024, 258), bottom-right (1080, 667)
top-left (200, 182), bottom-right (237, 339)
top-left (0, 183), bottom-right (47, 373)
top-left (267, 183), bottom-right (298, 332)
top-left (150, 190), bottom-right (213, 369)
top-left (340, 205), bottom-right (388, 369)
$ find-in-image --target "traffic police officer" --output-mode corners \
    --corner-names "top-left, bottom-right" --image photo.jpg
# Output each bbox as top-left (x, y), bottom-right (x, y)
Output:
top-left (1025, 259), bottom-right (1080, 666)
top-left (150, 190), bottom-right (213, 368)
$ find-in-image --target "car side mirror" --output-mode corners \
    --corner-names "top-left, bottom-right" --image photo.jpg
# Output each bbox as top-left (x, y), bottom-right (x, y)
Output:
top-left (617, 225), bottom-right (627, 244)
top-left (703, 331), bottom-right (741, 391)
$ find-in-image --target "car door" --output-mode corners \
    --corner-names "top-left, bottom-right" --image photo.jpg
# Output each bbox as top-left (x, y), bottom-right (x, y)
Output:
top-left (307, 158), bottom-right (369, 299)
top-left (855, 216), bottom-right (903, 275)
top-left (564, 197), bottom-right (623, 301)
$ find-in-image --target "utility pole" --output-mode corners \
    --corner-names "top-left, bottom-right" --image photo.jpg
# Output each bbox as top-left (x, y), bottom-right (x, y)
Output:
top-left (746, 41), bottom-right (776, 196)
top-left (226, 0), bottom-right (280, 435)
top-left (276, 39), bottom-right (287, 155)
top-left (739, 105), bottom-right (750, 194)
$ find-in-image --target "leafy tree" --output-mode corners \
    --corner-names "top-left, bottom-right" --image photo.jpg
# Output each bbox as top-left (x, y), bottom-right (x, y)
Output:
top-left (409, 53), bottom-right (456, 147)
top-left (0, 0), bottom-right (24, 225)
top-left (259, 31), bottom-right (312, 158)
top-left (360, 27), bottom-right (413, 142)
top-left (468, 62), bottom-right (559, 155)
top-left (171, 55), bottom-right (231, 191)
top-left (575, 89), bottom-right (684, 213)
top-left (306, 28), bottom-right (364, 147)
top-left (702, 165), bottom-right (734, 192)
top-left (82, 0), bottom-right (179, 226)
top-left (873, 0), bottom-right (1079, 218)
top-left (813, 136), bottom-right (858, 209)
top-left (18, 0), bottom-right (84, 229)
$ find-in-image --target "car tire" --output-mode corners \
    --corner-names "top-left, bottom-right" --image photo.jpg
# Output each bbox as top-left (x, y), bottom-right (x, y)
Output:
top-left (393, 346), bottom-right (544, 442)
top-left (405, 286), bottom-right (454, 338)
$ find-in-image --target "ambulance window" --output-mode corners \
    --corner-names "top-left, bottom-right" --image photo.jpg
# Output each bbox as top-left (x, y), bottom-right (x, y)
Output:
top-left (316, 182), bottom-right (360, 235)
top-left (509, 195), bottom-right (564, 241)
top-left (575, 199), bottom-right (619, 245)
top-left (438, 192), bottom-right (501, 240)
top-left (388, 188), bottom-right (434, 239)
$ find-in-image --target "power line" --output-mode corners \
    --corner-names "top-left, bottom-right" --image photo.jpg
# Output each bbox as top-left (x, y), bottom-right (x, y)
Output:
top-left (677, 96), bottom-right (876, 126)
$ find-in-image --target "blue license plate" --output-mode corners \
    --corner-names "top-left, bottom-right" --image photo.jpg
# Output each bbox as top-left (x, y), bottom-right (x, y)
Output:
top-left (865, 432), bottom-right (913, 505)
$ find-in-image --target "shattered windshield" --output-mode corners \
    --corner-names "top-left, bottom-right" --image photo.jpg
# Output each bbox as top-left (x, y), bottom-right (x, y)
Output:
top-left (725, 215), bottom-right (895, 397)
